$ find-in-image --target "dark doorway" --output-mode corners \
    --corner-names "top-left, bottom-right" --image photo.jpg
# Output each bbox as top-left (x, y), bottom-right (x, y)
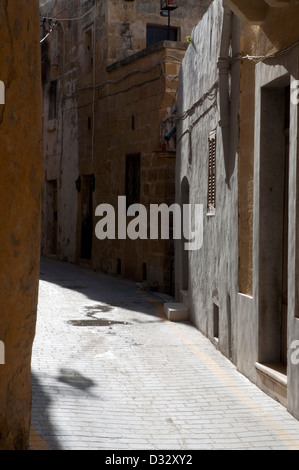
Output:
top-left (259, 81), bottom-right (290, 369)
top-left (80, 174), bottom-right (95, 260)
top-left (46, 179), bottom-right (58, 255)
top-left (281, 85), bottom-right (290, 366)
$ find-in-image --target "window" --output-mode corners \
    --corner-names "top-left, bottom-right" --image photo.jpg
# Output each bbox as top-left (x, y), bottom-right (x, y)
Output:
top-left (146, 24), bottom-right (178, 47)
top-left (84, 27), bottom-right (93, 74)
top-left (117, 258), bottom-right (122, 275)
top-left (207, 130), bottom-right (216, 214)
top-left (80, 174), bottom-right (95, 260)
top-left (213, 303), bottom-right (219, 341)
top-left (48, 80), bottom-right (58, 120)
top-left (85, 28), bottom-right (92, 52)
top-left (126, 154), bottom-right (140, 209)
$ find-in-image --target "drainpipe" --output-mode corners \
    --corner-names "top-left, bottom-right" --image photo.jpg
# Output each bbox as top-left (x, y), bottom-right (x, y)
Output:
top-left (217, 6), bottom-right (232, 187)
top-left (229, 13), bottom-right (241, 179)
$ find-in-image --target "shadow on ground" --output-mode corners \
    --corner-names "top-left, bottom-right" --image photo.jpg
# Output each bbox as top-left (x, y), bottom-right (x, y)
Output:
top-left (31, 373), bottom-right (62, 450)
top-left (39, 257), bottom-right (174, 322)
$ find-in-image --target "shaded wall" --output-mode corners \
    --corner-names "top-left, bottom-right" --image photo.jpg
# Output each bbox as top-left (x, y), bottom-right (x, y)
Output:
top-left (0, 0), bottom-right (42, 449)
top-left (176, 0), bottom-right (240, 361)
top-left (227, 0), bottom-right (299, 416)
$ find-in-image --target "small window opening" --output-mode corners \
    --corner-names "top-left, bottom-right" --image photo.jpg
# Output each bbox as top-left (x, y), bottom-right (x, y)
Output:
top-left (126, 154), bottom-right (141, 209)
top-left (142, 262), bottom-right (147, 281)
top-left (213, 303), bottom-right (219, 341)
top-left (117, 258), bottom-right (122, 275)
top-left (48, 80), bottom-right (58, 120)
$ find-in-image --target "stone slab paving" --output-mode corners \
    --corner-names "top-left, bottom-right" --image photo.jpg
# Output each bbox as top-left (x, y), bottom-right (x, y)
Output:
top-left (30, 258), bottom-right (299, 450)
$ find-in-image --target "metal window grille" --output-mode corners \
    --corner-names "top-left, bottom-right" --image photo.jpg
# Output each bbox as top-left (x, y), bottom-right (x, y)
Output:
top-left (207, 130), bottom-right (216, 213)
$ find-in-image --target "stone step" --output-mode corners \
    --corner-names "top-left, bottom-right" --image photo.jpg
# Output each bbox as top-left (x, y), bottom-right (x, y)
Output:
top-left (180, 290), bottom-right (189, 308)
top-left (163, 302), bottom-right (189, 322)
top-left (255, 362), bottom-right (287, 407)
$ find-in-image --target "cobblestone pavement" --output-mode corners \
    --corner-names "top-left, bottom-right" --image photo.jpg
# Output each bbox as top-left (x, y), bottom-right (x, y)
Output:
top-left (30, 258), bottom-right (299, 450)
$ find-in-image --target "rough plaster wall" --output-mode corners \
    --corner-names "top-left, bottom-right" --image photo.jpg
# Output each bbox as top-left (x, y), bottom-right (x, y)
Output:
top-left (0, 0), bottom-right (42, 449)
top-left (176, 0), bottom-right (239, 360)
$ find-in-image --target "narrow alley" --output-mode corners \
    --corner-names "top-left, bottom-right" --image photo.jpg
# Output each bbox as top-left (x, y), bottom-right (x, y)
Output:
top-left (30, 258), bottom-right (299, 451)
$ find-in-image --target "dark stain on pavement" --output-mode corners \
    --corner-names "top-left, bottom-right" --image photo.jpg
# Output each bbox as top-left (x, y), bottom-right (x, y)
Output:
top-left (68, 318), bottom-right (132, 327)
top-left (68, 304), bottom-right (133, 327)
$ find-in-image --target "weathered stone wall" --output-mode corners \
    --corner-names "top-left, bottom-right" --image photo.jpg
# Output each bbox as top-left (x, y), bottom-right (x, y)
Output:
top-left (107, 0), bottom-right (211, 65)
top-left (93, 43), bottom-right (185, 293)
top-left (176, 0), bottom-right (240, 360)
top-left (0, 0), bottom-right (42, 449)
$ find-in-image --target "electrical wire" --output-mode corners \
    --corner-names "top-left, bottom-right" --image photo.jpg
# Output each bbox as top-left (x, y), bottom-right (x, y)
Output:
top-left (40, 31), bottom-right (51, 43)
top-left (235, 39), bottom-right (299, 63)
top-left (77, 59), bottom-right (180, 96)
top-left (40, 1), bottom-right (97, 42)
top-left (42, 4), bottom-right (96, 22)
top-left (177, 101), bottom-right (218, 144)
top-left (180, 80), bottom-right (219, 121)
top-left (40, 24), bottom-right (56, 43)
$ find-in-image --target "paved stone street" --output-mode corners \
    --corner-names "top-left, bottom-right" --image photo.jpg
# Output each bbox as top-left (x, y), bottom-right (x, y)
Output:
top-left (30, 258), bottom-right (299, 450)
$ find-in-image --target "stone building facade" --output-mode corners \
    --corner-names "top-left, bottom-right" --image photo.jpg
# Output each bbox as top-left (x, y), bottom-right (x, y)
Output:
top-left (174, 0), bottom-right (299, 420)
top-left (0, 0), bottom-right (43, 449)
top-left (40, 0), bottom-right (207, 293)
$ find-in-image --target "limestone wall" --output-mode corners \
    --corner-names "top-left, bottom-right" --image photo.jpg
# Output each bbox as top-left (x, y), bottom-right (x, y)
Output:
top-left (0, 0), bottom-right (42, 449)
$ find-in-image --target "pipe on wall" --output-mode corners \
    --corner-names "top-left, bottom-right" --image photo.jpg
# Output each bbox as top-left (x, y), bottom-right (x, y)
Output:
top-left (217, 5), bottom-right (241, 188)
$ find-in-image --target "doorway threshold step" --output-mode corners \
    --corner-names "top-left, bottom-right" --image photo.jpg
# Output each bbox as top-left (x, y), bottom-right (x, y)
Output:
top-left (180, 290), bottom-right (189, 308)
top-left (164, 302), bottom-right (189, 322)
top-left (255, 362), bottom-right (287, 407)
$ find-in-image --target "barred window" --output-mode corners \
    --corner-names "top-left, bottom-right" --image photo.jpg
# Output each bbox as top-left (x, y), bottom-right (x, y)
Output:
top-left (207, 130), bottom-right (216, 214)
